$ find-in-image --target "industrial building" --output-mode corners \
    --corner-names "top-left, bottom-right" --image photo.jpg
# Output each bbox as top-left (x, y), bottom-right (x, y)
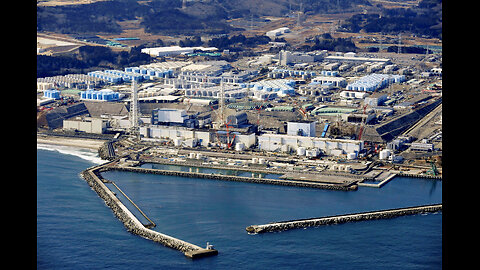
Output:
top-left (311, 76), bottom-right (347, 88)
top-left (184, 85), bottom-right (247, 99)
top-left (287, 122), bottom-right (316, 137)
top-left (278, 50), bottom-right (325, 66)
top-left (139, 125), bottom-right (256, 149)
top-left (266, 27), bottom-right (290, 39)
top-left (63, 117), bottom-right (108, 134)
top-left (151, 109), bottom-right (188, 125)
top-left (141, 46), bottom-right (218, 57)
top-left (340, 91), bottom-right (368, 99)
top-left (364, 93), bottom-right (388, 106)
top-left (226, 112), bottom-right (249, 128)
top-left (324, 52), bottom-right (391, 64)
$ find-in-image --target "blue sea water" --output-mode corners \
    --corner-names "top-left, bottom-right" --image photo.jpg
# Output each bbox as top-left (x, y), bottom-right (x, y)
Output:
top-left (37, 145), bottom-right (442, 269)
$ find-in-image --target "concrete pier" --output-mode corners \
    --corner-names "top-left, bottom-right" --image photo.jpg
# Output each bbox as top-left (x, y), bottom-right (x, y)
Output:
top-left (109, 165), bottom-right (358, 191)
top-left (246, 204), bottom-right (442, 234)
top-left (80, 163), bottom-right (218, 259)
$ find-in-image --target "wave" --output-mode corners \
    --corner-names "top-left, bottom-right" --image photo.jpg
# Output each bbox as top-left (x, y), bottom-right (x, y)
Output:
top-left (37, 143), bottom-right (106, 164)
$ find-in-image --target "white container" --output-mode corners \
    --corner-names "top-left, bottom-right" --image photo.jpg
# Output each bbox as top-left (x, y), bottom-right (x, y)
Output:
top-left (251, 157), bottom-right (259, 164)
top-left (235, 143), bottom-right (245, 151)
top-left (259, 158), bottom-right (266, 165)
top-left (347, 152), bottom-right (357, 160)
top-left (379, 149), bottom-right (391, 160)
top-left (306, 148), bottom-right (319, 157)
top-left (173, 138), bottom-right (182, 147)
top-left (196, 153), bottom-right (203, 159)
top-left (297, 147), bottom-right (306, 156)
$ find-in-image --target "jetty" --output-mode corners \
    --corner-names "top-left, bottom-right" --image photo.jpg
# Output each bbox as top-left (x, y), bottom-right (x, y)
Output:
top-left (80, 162), bottom-right (218, 259)
top-left (246, 204), bottom-right (442, 234)
top-left (109, 165), bottom-right (359, 191)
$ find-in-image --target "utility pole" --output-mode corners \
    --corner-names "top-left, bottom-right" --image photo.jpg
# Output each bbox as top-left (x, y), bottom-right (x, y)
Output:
top-left (398, 33), bottom-right (402, 54)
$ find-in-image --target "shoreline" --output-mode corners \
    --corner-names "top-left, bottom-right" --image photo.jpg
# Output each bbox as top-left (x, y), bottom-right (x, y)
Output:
top-left (37, 134), bottom-right (107, 150)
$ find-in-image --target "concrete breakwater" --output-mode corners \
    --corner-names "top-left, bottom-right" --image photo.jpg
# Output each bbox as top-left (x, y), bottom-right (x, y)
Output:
top-left (246, 204), bottom-right (442, 234)
top-left (80, 164), bottom-right (218, 259)
top-left (110, 165), bottom-right (358, 191)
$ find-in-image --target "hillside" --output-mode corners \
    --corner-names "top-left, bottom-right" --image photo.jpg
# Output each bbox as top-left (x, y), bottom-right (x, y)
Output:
top-left (37, 0), bottom-right (372, 35)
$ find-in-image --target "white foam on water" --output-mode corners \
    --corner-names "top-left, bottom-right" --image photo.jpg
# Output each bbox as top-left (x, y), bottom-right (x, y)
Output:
top-left (37, 143), bottom-right (106, 164)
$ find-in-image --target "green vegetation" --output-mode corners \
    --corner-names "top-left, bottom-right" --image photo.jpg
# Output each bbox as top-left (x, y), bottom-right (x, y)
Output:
top-left (37, 46), bottom-right (151, 78)
top-left (37, 0), bottom-right (377, 36)
top-left (207, 34), bottom-right (271, 51)
top-left (301, 33), bottom-right (357, 52)
top-left (340, 0), bottom-right (442, 39)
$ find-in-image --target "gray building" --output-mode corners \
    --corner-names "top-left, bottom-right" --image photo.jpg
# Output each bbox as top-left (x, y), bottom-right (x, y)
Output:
top-left (287, 121), bottom-right (316, 137)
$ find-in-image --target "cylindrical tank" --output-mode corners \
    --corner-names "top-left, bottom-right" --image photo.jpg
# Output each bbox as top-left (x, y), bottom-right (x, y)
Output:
top-left (173, 138), bottom-right (182, 147)
top-left (347, 152), bottom-right (357, 160)
top-left (251, 157), bottom-right (259, 164)
top-left (196, 153), bottom-right (203, 159)
top-left (297, 147), bottom-right (306, 156)
top-left (258, 158), bottom-right (266, 165)
top-left (235, 143), bottom-right (245, 151)
top-left (379, 149), bottom-right (391, 160)
top-left (189, 153), bottom-right (196, 159)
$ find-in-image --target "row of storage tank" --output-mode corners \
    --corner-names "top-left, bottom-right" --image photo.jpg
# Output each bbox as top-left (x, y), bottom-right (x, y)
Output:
top-left (43, 89), bottom-right (61, 99)
top-left (87, 68), bottom-right (174, 84)
top-left (80, 90), bottom-right (120, 101)
top-left (346, 74), bottom-right (406, 92)
top-left (296, 146), bottom-right (357, 160)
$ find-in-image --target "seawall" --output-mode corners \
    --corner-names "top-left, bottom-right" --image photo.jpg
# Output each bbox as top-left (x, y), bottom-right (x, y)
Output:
top-left (110, 166), bottom-right (358, 191)
top-left (246, 204), bottom-right (442, 233)
top-left (80, 164), bottom-right (218, 259)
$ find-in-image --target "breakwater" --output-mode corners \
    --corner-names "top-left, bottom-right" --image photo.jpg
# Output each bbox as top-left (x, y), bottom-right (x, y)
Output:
top-left (80, 163), bottom-right (218, 259)
top-left (110, 165), bottom-right (358, 191)
top-left (246, 204), bottom-right (442, 234)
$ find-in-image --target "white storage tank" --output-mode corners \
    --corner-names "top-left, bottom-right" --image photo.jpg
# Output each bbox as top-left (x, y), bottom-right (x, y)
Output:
top-left (235, 143), bottom-right (245, 151)
top-left (259, 158), bottom-right (266, 165)
top-left (196, 153), bottom-right (203, 159)
top-left (306, 148), bottom-right (319, 157)
top-left (379, 149), bottom-right (391, 160)
top-left (251, 157), bottom-right (259, 164)
top-left (189, 153), bottom-right (196, 159)
top-left (173, 137), bottom-right (182, 147)
top-left (347, 152), bottom-right (357, 160)
top-left (297, 147), bottom-right (306, 156)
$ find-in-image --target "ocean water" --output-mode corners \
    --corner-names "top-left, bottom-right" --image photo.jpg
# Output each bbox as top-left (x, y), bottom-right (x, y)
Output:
top-left (37, 145), bottom-right (442, 269)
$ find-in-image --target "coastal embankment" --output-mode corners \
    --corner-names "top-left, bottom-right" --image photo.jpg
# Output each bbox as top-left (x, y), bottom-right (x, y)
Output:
top-left (37, 134), bottom-right (106, 150)
top-left (246, 204), bottom-right (442, 233)
top-left (80, 162), bottom-right (218, 259)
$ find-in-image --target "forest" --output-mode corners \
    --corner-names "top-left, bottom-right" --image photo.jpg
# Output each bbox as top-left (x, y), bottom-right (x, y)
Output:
top-left (340, 0), bottom-right (442, 39)
top-left (37, 46), bottom-right (151, 78)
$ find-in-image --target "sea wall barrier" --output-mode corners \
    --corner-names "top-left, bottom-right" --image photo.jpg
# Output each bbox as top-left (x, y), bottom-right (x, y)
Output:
top-left (108, 165), bottom-right (358, 191)
top-left (397, 172), bottom-right (442, 180)
top-left (246, 204), bottom-right (442, 234)
top-left (80, 164), bottom-right (218, 259)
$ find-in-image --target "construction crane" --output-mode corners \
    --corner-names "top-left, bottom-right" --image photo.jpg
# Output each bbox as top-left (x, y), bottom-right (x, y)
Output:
top-left (288, 96), bottom-right (308, 120)
top-left (357, 104), bottom-right (368, 140)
